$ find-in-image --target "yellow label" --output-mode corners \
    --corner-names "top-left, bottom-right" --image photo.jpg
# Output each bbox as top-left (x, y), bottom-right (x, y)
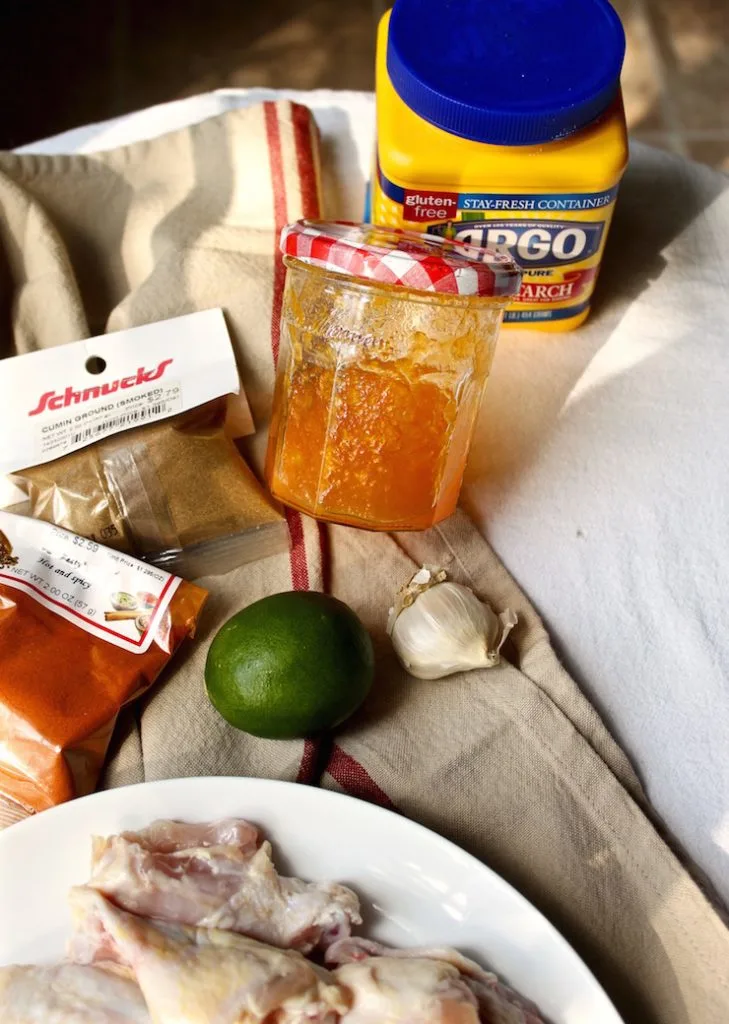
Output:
top-left (371, 171), bottom-right (618, 328)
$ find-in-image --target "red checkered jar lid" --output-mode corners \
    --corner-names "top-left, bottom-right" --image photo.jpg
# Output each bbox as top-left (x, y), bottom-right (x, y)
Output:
top-left (280, 220), bottom-right (521, 298)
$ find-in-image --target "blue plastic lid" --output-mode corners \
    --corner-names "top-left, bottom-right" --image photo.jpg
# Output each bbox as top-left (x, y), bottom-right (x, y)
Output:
top-left (387, 0), bottom-right (626, 146)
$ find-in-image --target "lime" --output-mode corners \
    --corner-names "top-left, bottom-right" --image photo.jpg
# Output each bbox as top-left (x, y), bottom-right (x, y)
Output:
top-left (204, 591), bottom-right (375, 739)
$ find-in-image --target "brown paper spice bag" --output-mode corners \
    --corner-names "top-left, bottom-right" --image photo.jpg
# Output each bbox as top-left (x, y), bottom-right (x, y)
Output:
top-left (11, 397), bottom-right (287, 577)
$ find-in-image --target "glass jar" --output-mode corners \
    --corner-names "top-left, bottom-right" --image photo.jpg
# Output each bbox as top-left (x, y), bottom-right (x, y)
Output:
top-left (266, 221), bottom-right (520, 531)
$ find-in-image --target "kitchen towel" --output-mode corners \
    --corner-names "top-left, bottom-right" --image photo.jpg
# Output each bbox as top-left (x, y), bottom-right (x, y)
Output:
top-left (1, 103), bottom-right (728, 1024)
top-left (24, 87), bottom-right (729, 917)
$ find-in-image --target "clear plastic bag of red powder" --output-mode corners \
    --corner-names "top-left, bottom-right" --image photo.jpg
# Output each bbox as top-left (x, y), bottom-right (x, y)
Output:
top-left (0, 512), bottom-right (207, 828)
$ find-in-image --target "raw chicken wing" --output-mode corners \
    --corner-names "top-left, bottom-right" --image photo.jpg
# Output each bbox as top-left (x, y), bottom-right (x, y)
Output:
top-left (89, 818), bottom-right (360, 952)
top-left (68, 886), bottom-right (348, 1024)
top-left (334, 957), bottom-right (480, 1024)
top-left (0, 963), bottom-right (149, 1023)
top-left (327, 938), bottom-right (547, 1024)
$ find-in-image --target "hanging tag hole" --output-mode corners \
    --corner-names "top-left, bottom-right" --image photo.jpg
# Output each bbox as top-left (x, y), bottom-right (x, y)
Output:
top-left (85, 356), bottom-right (107, 375)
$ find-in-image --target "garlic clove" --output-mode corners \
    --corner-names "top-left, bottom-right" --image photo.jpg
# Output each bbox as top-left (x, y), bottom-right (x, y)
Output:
top-left (386, 564), bottom-right (447, 634)
top-left (388, 567), bottom-right (516, 681)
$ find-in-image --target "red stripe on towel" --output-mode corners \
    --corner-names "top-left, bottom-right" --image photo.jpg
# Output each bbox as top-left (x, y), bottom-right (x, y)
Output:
top-left (266, 102), bottom-right (325, 783)
top-left (328, 745), bottom-right (396, 810)
top-left (265, 102), bottom-right (310, 592)
top-left (291, 102), bottom-right (321, 218)
top-left (284, 507), bottom-right (310, 591)
top-left (317, 521), bottom-right (331, 594)
top-left (264, 102), bottom-right (287, 369)
top-left (296, 739), bottom-right (319, 784)
top-left (291, 105), bottom-right (332, 602)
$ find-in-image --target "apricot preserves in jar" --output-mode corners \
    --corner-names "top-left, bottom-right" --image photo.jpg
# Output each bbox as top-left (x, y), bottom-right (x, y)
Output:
top-left (266, 221), bottom-right (520, 531)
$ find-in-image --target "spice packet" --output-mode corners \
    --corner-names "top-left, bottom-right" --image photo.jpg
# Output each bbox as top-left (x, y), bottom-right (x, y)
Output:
top-left (0, 310), bottom-right (288, 578)
top-left (0, 511), bottom-right (207, 827)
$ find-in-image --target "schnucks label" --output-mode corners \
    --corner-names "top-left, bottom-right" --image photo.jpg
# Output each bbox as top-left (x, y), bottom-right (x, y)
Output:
top-left (0, 309), bottom-right (249, 476)
top-left (0, 511), bottom-right (179, 654)
top-left (373, 170), bottom-right (620, 324)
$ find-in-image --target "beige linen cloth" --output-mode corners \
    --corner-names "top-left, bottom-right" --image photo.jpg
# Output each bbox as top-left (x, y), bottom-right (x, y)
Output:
top-left (1, 104), bottom-right (728, 1024)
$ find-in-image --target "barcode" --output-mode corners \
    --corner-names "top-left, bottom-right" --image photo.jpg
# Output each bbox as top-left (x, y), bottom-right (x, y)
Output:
top-left (70, 404), bottom-right (169, 445)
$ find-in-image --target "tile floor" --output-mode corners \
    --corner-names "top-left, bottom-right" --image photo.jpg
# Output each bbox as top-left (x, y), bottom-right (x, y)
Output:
top-left (1, 0), bottom-right (728, 171)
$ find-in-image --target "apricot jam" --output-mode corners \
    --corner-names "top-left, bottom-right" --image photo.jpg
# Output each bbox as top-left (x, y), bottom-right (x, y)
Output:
top-left (266, 222), bottom-right (520, 531)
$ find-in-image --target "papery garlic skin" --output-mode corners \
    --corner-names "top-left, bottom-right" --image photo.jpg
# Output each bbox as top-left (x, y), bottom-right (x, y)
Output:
top-left (388, 568), bottom-right (516, 680)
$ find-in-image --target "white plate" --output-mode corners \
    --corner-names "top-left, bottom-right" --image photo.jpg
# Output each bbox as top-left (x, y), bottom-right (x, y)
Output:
top-left (0, 777), bottom-right (622, 1023)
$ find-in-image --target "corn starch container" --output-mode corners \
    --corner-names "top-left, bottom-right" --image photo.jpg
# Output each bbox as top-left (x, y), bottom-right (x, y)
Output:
top-left (371, 0), bottom-right (628, 330)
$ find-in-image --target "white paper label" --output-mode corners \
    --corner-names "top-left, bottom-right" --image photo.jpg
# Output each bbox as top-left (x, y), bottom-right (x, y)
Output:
top-left (37, 382), bottom-right (184, 463)
top-left (0, 511), bottom-right (180, 654)
top-left (0, 308), bottom-right (245, 475)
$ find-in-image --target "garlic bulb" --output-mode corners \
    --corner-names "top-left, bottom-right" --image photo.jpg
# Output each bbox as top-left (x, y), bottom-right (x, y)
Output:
top-left (387, 566), bottom-right (517, 680)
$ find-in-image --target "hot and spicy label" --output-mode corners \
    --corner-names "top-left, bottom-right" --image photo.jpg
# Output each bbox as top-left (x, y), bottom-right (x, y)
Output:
top-left (0, 511), bottom-right (179, 654)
